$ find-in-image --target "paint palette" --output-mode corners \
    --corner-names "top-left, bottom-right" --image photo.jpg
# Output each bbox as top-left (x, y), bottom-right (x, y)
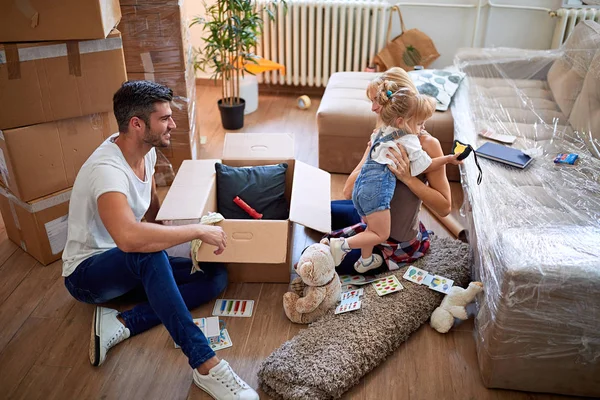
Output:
top-left (212, 299), bottom-right (254, 317)
top-left (210, 329), bottom-right (233, 351)
top-left (372, 275), bottom-right (404, 296)
top-left (339, 274), bottom-right (380, 286)
top-left (174, 317), bottom-right (221, 348)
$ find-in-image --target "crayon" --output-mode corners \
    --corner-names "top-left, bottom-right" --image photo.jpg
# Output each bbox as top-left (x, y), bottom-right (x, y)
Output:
top-left (220, 299), bottom-right (226, 314)
top-left (241, 300), bottom-right (247, 315)
top-left (234, 301), bottom-right (240, 315)
top-left (226, 300), bottom-right (233, 314)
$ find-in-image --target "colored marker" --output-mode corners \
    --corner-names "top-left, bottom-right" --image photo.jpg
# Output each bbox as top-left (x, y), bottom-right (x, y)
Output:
top-left (220, 299), bottom-right (226, 314)
top-left (234, 301), bottom-right (240, 315)
top-left (226, 300), bottom-right (233, 314)
top-left (240, 300), bottom-right (247, 315)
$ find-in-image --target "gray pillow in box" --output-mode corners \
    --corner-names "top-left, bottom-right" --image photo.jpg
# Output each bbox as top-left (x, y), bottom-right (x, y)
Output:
top-left (215, 162), bottom-right (289, 220)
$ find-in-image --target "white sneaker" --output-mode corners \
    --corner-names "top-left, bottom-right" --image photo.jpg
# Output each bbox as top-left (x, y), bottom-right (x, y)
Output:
top-left (90, 306), bottom-right (130, 367)
top-left (193, 360), bottom-right (259, 400)
top-left (329, 238), bottom-right (349, 266)
top-left (354, 254), bottom-right (384, 274)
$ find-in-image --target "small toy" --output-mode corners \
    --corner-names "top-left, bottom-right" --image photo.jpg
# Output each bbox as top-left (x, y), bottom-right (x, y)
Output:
top-left (554, 153), bottom-right (579, 165)
top-left (430, 281), bottom-right (483, 333)
top-left (296, 95), bottom-right (312, 110)
top-left (233, 196), bottom-right (263, 219)
top-left (452, 139), bottom-right (483, 185)
top-left (283, 238), bottom-right (342, 324)
top-left (453, 139), bottom-right (473, 161)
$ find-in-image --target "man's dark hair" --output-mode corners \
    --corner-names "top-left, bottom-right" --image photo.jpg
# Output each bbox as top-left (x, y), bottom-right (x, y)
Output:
top-left (113, 80), bottom-right (173, 133)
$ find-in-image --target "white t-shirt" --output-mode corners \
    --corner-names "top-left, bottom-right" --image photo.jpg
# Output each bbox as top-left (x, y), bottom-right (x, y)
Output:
top-left (370, 126), bottom-right (432, 176)
top-left (62, 134), bottom-right (157, 277)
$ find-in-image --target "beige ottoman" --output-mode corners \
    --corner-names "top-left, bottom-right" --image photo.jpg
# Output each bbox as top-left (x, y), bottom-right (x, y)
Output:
top-left (317, 72), bottom-right (459, 181)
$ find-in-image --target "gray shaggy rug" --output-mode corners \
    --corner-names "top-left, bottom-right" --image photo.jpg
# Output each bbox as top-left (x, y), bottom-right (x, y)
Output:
top-left (258, 237), bottom-right (472, 400)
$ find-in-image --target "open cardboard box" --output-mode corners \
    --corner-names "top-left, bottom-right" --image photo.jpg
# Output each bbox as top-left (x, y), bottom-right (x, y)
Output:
top-left (156, 133), bottom-right (331, 283)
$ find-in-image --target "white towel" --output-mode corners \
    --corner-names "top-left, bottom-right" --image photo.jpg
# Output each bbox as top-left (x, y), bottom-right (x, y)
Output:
top-left (190, 212), bottom-right (225, 274)
top-left (370, 126), bottom-right (432, 176)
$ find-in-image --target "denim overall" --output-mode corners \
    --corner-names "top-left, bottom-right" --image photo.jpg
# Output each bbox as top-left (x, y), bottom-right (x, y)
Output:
top-left (352, 129), bottom-right (406, 217)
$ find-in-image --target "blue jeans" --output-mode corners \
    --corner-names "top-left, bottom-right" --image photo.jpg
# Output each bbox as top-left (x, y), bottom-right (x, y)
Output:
top-left (64, 248), bottom-right (228, 369)
top-left (330, 200), bottom-right (381, 275)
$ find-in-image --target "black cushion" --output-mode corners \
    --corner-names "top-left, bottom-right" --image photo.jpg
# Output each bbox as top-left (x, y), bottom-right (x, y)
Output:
top-left (215, 162), bottom-right (289, 220)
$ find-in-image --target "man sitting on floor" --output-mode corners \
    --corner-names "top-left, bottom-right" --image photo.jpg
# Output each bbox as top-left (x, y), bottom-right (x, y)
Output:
top-left (62, 81), bottom-right (259, 400)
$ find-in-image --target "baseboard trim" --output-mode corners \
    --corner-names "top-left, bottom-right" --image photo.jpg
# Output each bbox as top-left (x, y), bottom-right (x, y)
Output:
top-left (195, 77), bottom-right (326, 96)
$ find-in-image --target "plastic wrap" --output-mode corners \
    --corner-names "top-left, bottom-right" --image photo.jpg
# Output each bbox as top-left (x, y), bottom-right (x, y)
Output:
top-left (452, 20), bottom-right (600, 397)
top-left (118, 1), bottom-right (192, 73)
top-left (155, 149), bottom-right (175, 187)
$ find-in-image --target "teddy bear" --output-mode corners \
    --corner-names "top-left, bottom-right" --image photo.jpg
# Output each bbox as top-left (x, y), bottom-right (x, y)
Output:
top-left (430, 281), bottom-right (484, 333)
top-left (283, 238), bottom-right (342, 324)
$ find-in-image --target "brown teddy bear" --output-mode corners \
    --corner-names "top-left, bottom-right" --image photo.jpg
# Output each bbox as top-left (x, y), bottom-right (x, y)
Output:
top-left (283, 238), bottom-right (342, 324)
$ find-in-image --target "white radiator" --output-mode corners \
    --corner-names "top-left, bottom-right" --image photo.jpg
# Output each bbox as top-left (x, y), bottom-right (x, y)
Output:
top-left (253, 0), bottom-right (389, 87)
top-left (551, 8), bottom-right (600, 48)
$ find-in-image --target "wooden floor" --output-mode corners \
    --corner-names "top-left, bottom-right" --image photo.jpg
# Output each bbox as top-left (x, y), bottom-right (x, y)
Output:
top-left (0, 85), bottom-right (580, 400)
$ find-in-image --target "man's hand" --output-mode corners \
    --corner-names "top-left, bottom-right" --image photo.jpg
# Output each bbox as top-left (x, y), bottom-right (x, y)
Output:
top-left (198, 225), bottom-right (227, 255)
top-left (98, 192), bottom-right (228, 254)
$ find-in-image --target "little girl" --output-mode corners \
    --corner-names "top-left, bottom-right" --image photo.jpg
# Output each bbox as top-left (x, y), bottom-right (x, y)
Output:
top-left (330, 77), bottom-right (460, 273)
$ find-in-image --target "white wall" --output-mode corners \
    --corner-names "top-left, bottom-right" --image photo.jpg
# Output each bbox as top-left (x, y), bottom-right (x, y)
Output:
top-left (187, 0), bottom-right (564, 77)
top-left (184, 0), bottom-right (212, 78)
top-left (388, 0), bottom-right (563, 68)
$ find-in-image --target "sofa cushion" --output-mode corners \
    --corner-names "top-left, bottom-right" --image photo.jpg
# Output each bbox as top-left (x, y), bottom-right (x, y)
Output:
top-left (408, 69), bottom-right (466, 111)
top-left (317, 72), bottom-right (378, 140)
top-left (569, 52), bottom-right (600, 158)
top-left (547, 21), bottom-right (600, 118)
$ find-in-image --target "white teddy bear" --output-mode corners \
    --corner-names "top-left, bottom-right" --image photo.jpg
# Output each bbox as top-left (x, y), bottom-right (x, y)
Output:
top-left (430, 281), bottom-right (483, 333)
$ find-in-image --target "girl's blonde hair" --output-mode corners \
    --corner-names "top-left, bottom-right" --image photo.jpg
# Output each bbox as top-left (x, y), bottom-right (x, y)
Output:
top-left (366, 67), bottom-right (417, 99)
top-left (366, 67), bottom-right (436, 133)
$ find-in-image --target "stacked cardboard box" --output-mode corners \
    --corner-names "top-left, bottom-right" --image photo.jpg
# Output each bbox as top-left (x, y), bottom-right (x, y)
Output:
top-left (119, 0), bottom-right (199, 171)
top-left (0, 1), bottom-right (125, 264)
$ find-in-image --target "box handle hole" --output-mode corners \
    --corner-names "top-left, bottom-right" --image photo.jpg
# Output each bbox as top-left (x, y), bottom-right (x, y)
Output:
top-left (232, 232), bottom-right (253, 240)
top-left (250, 145), bottom-right (268, 152)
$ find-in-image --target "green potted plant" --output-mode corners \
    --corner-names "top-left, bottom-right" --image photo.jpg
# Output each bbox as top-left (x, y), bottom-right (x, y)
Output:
top-left (192, 0), bottom-right (285, 130)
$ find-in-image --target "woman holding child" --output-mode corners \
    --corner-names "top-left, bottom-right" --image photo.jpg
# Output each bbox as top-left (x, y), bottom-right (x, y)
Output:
top-left (328, 67), bottom-right (461, 274)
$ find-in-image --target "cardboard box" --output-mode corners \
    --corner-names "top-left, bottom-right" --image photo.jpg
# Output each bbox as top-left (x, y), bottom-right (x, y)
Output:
top-left (0, 112), bottom-right (117, 202)
top-left (119, 4), bottom-right (191, 73)
top-left (0, 0), bottom-right (121, 42)
top-left (120, 0), bottom-right (180, 5)
top-left (127, 67), bottom-right (196, 133)
top-left (156, 133), bottom-right (331, 283)
top-left (0, 30), bottom-right (126, 130)
top-left (0, 185), bottom-right (70, 265)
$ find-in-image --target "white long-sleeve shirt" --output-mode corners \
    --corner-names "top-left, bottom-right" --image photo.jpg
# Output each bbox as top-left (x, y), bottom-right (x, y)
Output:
top-left (370, 126), bottom-right (432, 177)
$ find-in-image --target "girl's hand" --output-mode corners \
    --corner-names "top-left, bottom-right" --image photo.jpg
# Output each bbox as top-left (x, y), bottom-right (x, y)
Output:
top-left (387, 145), bottom-right (411, 182)
top-left (447, 153), bottom-right (465, 166)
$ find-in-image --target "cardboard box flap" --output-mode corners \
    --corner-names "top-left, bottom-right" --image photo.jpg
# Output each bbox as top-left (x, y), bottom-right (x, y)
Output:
top-left (156, 159), bottom-right (220, 221)
top-left (290, 160), bottom-right (331, 233)
top-left (223, 133), bottom-right (294, 160)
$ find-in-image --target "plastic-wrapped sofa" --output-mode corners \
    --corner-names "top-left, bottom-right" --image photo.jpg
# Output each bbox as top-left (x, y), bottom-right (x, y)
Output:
top-left (452, 21), bottom-right (600, 397)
